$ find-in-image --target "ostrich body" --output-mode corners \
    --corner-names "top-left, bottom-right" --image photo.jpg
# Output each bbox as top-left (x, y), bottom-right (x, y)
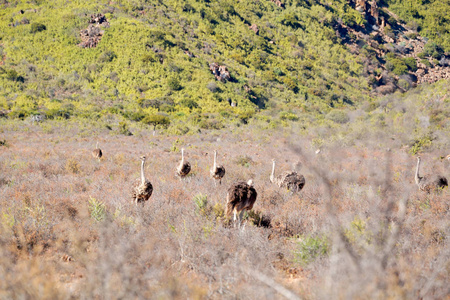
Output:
top-left (92, 142), bottom-right (102, 161)
top-left (132, 156), bottom-right (153, 205)
top-left (270, 159), bottom-right (305, 192)
top-left (415, 157), bottom-right (448, 192)
top-left (210, 150), bottom-right (225, 185)
top-left (176, 148), bottom-right (191, 179)
top-left (226, 180), bottom-right (257, 227)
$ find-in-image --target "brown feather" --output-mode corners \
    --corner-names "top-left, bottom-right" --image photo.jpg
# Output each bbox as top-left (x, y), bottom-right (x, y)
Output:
top-left (418, 175), bottom-right (448, 193)
top-left (92, 148), bottom-right (102, 159)
top-left (177, 162), bottom-right (191, 177)
top-left (132, 179), bottom-right (153, 203)
top-left (275, 171), bottom-right (305, 192)
top-left (226, 181), bottom-right (257, 216)
top-left (211, 165), bottom-right (225, 182)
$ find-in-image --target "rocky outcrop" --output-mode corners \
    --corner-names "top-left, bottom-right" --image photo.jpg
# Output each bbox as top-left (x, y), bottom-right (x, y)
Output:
top-left (249, 24), bottom-right (259, 35)
top-left (339, 3), bottom-right (450, 89)
top-left (78, 14), bottom-right (109, 48)
top-left (209, 63), bottom-right (231, 82)
top-left (350, 0), bottom-right (384, 27)
top-left (269, 0), bottom-right (284, 8)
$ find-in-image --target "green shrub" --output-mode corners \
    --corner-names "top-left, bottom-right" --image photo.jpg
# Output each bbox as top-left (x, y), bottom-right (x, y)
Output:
top-left (293, 235), bottom-right (329, 266)
top-left (398, 79), bottom-right (410, 91)
top-left (420, 59), bottom-right (431, 68)
top-left (142, 53), bottom-right (156, 63)
top-left (283, 77), bottom-right (298, 93)
top-left (417, 52), bottom-right (426, 59)
top-left (142, 114), bottom-right (170, 130)
top-left (234, 155), bottom-right (253, 167)
top-left (193, 193), bottom-right (209, 217)
top-left (118, 121), bottom-right (132, 136)
top-left (8, 109), bottom-right (29, 120)
top-left (167, 76), bottom-right (182, 91)
top-left (403, 57), bottom-right (417, 71)
top-left (99, 51), bottom-right (117, 63)
top-left (326, 110), bottom-right (350, 124)
top-left (5, 69), bottom-right (24, 82)
top-left (180, 99), bottom-right (199, 110)
top-left (386, 58), bottom-right (408, 75)
top-left (88, 197), bottom-right (106, 222)
top-left (279, 111), bottom-right (299, 121)
top-left (30, 23), bottom-right (46, 33)
top-left (422, 42), bottom-right (444, 60)
top-left (409, 134), bottom-right (434, 155)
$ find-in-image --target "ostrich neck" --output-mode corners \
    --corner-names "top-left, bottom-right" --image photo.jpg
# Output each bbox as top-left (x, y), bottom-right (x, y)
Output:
top-left (181, 150), bottom-right (185, 164)
top-left (141, 160), bottom-right (146, 184)
top-left (213, 152), bottom-right (217, 169)
top-left (270, 161), bottom-right (275, 182)
top-left (415, 159), bottom-right (421, 184)
top-left (96, 142), bottom-right (99, 148)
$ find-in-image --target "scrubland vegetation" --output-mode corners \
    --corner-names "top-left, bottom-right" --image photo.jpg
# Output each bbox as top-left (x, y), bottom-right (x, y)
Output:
top-left (0, 0), bottom-right (449, 298)
top-left (1, 81), bottom-right (449, 298)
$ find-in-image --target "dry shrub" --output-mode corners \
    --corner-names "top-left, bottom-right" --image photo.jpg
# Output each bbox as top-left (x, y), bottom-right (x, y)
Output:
top-left (65, 158), bottom-right (80, 174)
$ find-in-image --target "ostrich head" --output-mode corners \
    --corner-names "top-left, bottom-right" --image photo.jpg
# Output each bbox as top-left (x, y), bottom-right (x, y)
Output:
top-left (140, 155), bottom-right (146, 161)
top-left (446, 154), bottom-right (450, 161)
top-left (247, 179), bottom-right (253, 186)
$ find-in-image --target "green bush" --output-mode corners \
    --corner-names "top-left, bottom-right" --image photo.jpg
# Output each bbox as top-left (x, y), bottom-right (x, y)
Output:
top-left (420, 59), bottom-right (431, 68)
top-left (180, 99), bottom-right (199, 110)
top-left (99, 51), bottom-right (117, 63)
top-left (293, 235), bottom-right (329, 266)
top-left (422, 42), bottom-right (444, 60)
top-left (397, 79), bottom-right (410, 91)
top-left (8, 109), bottom-right (29, 120)
top-left (167, 76), bottom-right (182, 91)
top-left (5, 69), bottom-right (25, 82)
top-left (30, 23), bottom-right (46, 33)
top-left (386, 58), bottom-right (408, 75)
top-left (403, 57), bottom-right (417, 71)
top-left (118, 121), bottom-right (132, 136)
top-left (142, 114), bottom-right (170, 130)
top-left (88, 197), bottom-right (106, 222)
top-left (279, 111), bottom-right (299, 121)
top-left (326, 110), bottom-right (350, 124)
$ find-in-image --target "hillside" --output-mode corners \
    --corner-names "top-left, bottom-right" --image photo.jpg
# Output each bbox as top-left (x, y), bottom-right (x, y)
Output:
top-left (1, 1), bottom-right (450, 298)
top-left (0, 0), bottom-right (449, 133)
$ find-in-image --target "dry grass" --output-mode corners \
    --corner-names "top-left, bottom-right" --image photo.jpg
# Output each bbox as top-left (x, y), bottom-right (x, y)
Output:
top-left (0, 122), bottom-right (448, 299)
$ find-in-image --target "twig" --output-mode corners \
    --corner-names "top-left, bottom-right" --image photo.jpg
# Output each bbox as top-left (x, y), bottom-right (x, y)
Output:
top-left (242, 267), bottom-right (301, 300)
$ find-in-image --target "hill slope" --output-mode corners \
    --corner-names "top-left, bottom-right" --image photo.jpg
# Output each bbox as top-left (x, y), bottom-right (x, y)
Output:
top-left (0, 0), bottom-right (449, 131)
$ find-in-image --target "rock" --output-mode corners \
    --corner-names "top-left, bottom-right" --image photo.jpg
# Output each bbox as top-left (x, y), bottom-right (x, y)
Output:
top-left (78, 14), bottom-right (109, 48)
top-left (249, 24), bottom-right (259, 35)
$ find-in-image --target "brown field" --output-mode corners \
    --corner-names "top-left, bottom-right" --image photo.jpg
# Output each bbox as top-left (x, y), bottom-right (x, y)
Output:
top-left (0, 122), bottom-right (449, 299)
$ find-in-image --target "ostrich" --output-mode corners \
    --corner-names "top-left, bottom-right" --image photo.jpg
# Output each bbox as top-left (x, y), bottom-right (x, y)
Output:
top-left (415, 156), bottom-right (448, 192)
top-left (210, 150), bottom-right (225, 185)
top-left (132, 156), bottom-right (153, 205)
top-left (226, 180), bottom-right (257, 228)
top-left (176, 148), bottom-right (191, 179)
top-left (270, 159), bottom-right (305, 192)
top-left (92, 141), bottom-right (102, 162)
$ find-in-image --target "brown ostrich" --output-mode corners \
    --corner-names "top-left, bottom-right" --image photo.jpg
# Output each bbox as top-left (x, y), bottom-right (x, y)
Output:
top-left (132, 156), bottom-right (153, 205)
top-left (270, 159), bottom-right (305, 192)
top-left (226, 180), bottom-right (257, 227)
top-left (176, 148), bottom-right (191, 179)
top-left (210, 150), bottom-right (225, 186)
top-left (415, 156), bottom-right (448, 192)
top-left (92, 141), bottom-right (102, 162)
